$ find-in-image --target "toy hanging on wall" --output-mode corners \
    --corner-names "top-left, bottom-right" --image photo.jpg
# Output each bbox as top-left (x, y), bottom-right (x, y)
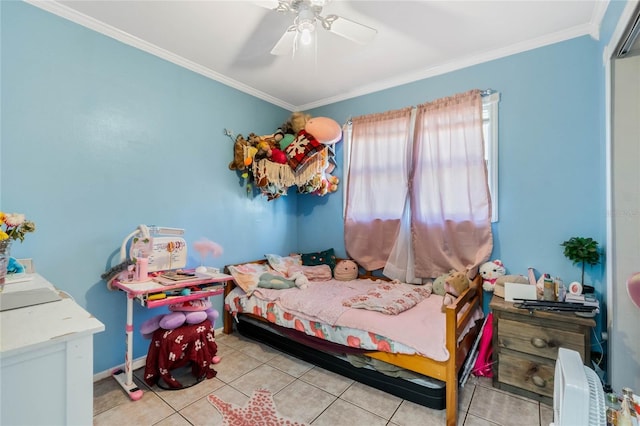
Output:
top-left (225, 112), bottom-right (343, 200)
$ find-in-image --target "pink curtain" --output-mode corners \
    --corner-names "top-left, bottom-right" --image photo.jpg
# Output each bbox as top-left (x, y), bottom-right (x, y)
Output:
top-left (344, 108), bottom-right (413, 271)
top-left (410, 90), bottom-right (493, 277)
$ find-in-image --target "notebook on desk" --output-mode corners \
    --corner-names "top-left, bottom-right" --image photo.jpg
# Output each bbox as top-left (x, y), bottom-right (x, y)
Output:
top-left (0, 288), bottom-right (62, 312)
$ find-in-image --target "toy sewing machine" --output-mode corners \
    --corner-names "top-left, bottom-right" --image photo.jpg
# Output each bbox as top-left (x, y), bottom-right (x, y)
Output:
top-left (119, 224), bottom-right (188, 283)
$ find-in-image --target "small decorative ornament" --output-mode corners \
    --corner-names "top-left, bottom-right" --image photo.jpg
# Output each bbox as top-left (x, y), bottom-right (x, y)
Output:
top-left (192, 238), bottom-right (223, 274)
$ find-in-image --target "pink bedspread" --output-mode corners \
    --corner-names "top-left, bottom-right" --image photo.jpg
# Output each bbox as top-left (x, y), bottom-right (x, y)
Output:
top-left (240, 279), bottom-right (483, 361)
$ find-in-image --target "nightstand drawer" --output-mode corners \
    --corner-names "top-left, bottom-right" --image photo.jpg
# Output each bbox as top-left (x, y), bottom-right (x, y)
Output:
top-left (498, 352), bottom-right (555, 398)
top-left (497, 318), bottom-right (585, 360)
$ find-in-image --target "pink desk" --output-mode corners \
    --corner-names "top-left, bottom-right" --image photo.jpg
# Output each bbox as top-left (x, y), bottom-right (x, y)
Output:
top-left (111, 271), bottom-right (232, 400)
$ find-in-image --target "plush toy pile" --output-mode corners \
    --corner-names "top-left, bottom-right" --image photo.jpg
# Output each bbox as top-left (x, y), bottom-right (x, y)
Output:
top-left (228, 112), bottom-right (342, 200)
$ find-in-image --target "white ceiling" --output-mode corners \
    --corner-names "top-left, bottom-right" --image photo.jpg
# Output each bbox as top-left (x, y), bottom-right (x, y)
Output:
top-left (30, 0), bottom-right (608, 111)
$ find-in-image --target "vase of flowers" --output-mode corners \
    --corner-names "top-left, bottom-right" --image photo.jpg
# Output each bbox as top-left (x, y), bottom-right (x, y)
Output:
top-left (0, 212), bottom-right (36, 290)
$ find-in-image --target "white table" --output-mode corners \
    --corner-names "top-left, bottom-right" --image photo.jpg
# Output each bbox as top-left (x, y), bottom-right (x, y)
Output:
top-left (0, 274), bottom-right (105, 425)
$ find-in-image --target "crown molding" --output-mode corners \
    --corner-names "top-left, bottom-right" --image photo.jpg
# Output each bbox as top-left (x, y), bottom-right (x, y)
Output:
top-left (25, 0), bottom-right (296, 111)
top-left (299, 23), bottom-right (596, 110)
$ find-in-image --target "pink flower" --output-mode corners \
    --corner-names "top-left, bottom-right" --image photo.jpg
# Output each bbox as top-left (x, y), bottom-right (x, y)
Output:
top-left (0, 211), bottom-right (36, 242)
top-left (4, 213), bottom-right (25, 227)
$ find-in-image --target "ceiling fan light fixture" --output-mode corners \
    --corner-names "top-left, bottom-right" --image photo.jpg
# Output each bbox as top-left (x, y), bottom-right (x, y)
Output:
top-left (298, 21), bottom-right (315, 45)
top-left (296, 6), bottom-right (316, 46)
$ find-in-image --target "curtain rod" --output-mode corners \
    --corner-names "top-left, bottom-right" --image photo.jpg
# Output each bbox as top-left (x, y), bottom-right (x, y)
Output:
top-left (344, 89), bottom-right (498, 126)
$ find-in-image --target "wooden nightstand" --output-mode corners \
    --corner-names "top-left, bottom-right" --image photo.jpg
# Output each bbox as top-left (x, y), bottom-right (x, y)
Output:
top-left (490, 295), bottom-right (595, 404)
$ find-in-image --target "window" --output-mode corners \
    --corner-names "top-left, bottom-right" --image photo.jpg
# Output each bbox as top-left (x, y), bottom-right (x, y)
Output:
top-left (344, 92), bottom-right (500, 222)
top-left (343, 90), bottom-right (498, 279)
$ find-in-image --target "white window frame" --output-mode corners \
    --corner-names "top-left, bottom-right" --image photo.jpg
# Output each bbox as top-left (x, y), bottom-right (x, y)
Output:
top-left (482, 92), bottom-right (500, 222)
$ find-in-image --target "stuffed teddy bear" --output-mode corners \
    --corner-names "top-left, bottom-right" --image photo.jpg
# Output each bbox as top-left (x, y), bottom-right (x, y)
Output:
top-left (441, 270), bottom-right (471, 312)
top-left (228, 134), bottom-right (251, 171)
top-left (479, 259), bottom-right (506, 292)
top-left (282, 111), bottom-right (311, 135)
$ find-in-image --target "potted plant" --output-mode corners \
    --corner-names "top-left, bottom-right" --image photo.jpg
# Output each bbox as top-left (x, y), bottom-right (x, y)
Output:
top-left (561, 237), bottom-right (601, 286)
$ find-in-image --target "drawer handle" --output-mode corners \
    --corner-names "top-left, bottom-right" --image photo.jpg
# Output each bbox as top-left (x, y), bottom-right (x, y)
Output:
top-left (530, 337), bottom-right (548, 348)
top-left (526, 365), bottom-right (547, 388)
top-left (532, 375), bottom-right (546, 388)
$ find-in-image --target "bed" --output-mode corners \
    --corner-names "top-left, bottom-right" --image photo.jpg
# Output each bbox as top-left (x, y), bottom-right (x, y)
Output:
top-left (222, 256), bottom-right (484, 426)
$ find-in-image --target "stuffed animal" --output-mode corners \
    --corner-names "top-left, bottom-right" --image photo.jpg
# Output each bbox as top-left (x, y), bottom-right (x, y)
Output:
top-left (228, 134), bottom-right (251, 171)
top-left (432, 272), bottom-right (449, 296)
top-left (270, 148), bottom-right (287, 164)
top-left (140, 298), bottom-right (220, 353)
top-left (7, 257), bottom-right (25, 274)
top-left (305, 117), bottom-right (342, 145)
top-left (441, 270), bottom-right (471, 312)
top-left (479, 260), bottom-right (506, 292)
top-left (279, 133), bottom-right (296, 150)
top-left (257, 271), bottom-right (308, 289)
top-left (282, 111), bottom-right (311, 135)
top-left (334, 260), bottom-right (358, 281)
top-left (254, 139), bottom-right (273, 160)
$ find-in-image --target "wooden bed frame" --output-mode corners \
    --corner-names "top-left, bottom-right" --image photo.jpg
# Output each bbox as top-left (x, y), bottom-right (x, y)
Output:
top-left (222, 260), bottom-right (483, 426)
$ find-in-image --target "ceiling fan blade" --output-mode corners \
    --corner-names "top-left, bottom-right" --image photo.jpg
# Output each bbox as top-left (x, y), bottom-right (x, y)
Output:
top-left (327, 15), bottom-right (377, 45)
top-left (254, 1), bottom-right (280, 9)
top-left (270, 26), bottom-right (297, 55)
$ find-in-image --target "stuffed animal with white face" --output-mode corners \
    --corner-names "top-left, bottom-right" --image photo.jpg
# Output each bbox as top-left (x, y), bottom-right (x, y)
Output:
top-left (479, 260), bottom-right (506, 292)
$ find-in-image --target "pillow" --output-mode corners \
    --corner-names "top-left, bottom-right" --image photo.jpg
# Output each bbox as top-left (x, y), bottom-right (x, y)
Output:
top-left (265, 254), bottom-right (302, 274)
top-left (228, 263), bottom-right (272, 295)
top-left (285, 130), bottom-right (325, 172)
top-left (257, 272), bottom-right (297, 290)
top-left (287, 264), bottom-right (332, 282)
top-left (301, 248), bottom-right (337, 271)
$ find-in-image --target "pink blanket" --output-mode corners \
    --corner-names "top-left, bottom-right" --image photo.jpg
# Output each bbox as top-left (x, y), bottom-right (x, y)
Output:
top-left (249, 279), bottom-right (483, 360)
top-left (253, 279), bottom-right (377, 324)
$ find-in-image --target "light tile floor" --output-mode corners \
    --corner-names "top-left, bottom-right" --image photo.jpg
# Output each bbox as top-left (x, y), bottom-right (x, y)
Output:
top-left (94, 332), bottom-right (554, 426)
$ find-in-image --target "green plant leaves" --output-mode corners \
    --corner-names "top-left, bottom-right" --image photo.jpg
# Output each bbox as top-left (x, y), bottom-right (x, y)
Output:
top-left (561, 237), bottom-right (600, 266)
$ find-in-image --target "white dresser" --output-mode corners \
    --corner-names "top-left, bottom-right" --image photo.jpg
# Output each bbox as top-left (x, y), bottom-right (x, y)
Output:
top-left (0, 274), bottom-right (105, 425)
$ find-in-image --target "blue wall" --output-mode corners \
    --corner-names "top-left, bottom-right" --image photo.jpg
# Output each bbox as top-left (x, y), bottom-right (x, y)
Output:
top-left (2, 0), bottom-right (628, 374)
top-left (1, 1), bottom-right (296, 373)
top-left (302, 37), bottom-right (607, 333)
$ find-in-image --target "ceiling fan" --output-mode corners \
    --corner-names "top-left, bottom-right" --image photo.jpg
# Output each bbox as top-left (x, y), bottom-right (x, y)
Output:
top-left (258, 0), bottom-right (378, 55)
